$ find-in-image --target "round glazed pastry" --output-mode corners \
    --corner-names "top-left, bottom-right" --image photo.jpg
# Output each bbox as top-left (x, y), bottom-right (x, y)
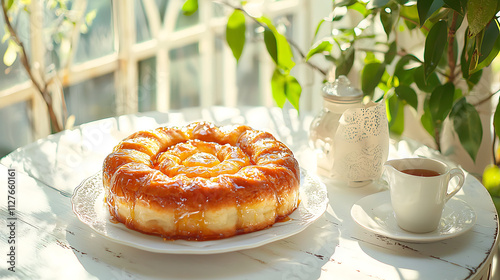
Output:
top-left (102, 121), bottom-right (300, 240)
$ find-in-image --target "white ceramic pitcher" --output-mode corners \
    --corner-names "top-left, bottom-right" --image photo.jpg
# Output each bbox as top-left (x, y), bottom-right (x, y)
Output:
top-left (384, 158), bottom-right (465, 233)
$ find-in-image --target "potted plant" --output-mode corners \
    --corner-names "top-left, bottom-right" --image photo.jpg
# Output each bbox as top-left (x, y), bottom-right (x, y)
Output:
top-left (183, 0), bottom-right (500, 209)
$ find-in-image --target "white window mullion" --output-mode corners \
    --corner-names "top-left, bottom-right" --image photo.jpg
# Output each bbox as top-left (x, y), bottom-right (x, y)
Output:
top-left (142, 0), bottom-right (169, 112)
top-left (294, 0), bottom-right (316, 113)
top-left (222, 43), bottom-right (237, 107)
top-left (199, 0), bottom-right (215, 108)
top-left (31, 91), bottom-right (50, 139)
top-left (157, 47), bottom-right (170, 111)
top-left (142, 0), bottom-right (161, 36)
top-left (259, 46), bottom-right (274, 107)
top-left (30, 0), bottom-right (51, 136)
top-left (161, 0), bottom-right (185, 110)
top-left (114, 0), bottom-right (138, 115)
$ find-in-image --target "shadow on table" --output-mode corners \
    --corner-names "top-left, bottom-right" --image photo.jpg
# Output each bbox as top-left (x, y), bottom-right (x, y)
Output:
top-left (66, 212), bottom-right (339, 280)
top-left (355, 228), bottom-right (475, 279)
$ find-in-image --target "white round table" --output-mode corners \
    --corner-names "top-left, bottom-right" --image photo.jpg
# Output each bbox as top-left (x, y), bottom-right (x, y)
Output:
top-left (1, 106), bottom-right (497, 279)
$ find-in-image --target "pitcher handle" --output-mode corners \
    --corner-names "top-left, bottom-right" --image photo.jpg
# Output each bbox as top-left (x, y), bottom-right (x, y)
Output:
top-left (445, 168), bottom-right (465, 202)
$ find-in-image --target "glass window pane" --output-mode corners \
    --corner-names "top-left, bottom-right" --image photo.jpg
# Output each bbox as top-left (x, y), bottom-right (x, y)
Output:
top-left (138, 57), bottom-right (157, 112)
top-left (214, 36), bottom-right (224, 105)
top-left (155, 0), bottom-right (169, 25)
top-left (74, 1), bottom-right (114, 63)
top-left (169, 44), bottom-right (199, 109)
top-left (135, 1), bottom-right (152, 43)
top-left (212, 2), bottom-right (225, 18)
top-left (0, 102), bottom-right (33, 157)
top-left (237, 23), bottom-right (261, 106)
top-left (0, 8), bottom-right (30, 90)
top-left (175, 10), bottom-right (199, 31)
top-left (64, 73), bottom-right (116, 125)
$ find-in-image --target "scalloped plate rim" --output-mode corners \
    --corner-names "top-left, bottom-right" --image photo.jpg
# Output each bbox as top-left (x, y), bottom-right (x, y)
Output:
top-left (71, 168), bottom-right (328, 254)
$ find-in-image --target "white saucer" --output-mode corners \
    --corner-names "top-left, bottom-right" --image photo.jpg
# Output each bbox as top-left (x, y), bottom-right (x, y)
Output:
top-left (351, 191), bottom-right (476, 243)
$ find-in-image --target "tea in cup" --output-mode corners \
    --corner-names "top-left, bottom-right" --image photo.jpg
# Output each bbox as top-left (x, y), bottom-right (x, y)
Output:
top-left (384, 158), bottom-right (465, 233)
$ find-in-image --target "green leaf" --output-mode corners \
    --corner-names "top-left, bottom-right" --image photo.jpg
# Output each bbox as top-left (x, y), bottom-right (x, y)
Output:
top-left (367, 0), bottom-right (390, 9)
top-left (423, 20), bottom-right (447, 81)
top-left (306, 38), bottom-right (333, 61)
top-left (6, 0), bottom-right (14, 10)
top-left (275, 33), bottom-right (295, 71)
top-left (474, 20), bottom-right (500, 72)
top-left (379, 69), bottom-right (392, 94)
top-left (461, 29), bottom-right (474, 79)
top-left (348, 2), bottom-right (369, 16)
top-left (450, 97), bottom-right (483, 162)
top-left (361, 62), bottom-right (386, 95)
top-left (181, 0), bottom-right (198, 16)
top-left (453, 88), bottom-right (464, 102)
top-left (259, 17), bottom-right (295, 70)
top-left (384, 41), bottom-right (397, 64)
top-left (394, 54), bottom-right (421, 85)
top-left (380, 4), bottom-right (399, 38)
top-left (271, 69), bottom-right (286, 108)
top-left (414, 65), bottom-right (441, 93)
top-left (284, 74), bottom-right (301, 111)
top-left (395, 85), bottom-right (418, 111)
top-left (335, 0), bottom-right (358, 7)
top-left (313, 19), bottom-right (325, 40)
top-left (444, 0), bottom-right (466, 15)
top-left (469, 29), bottom-right (485, 73)
top-left (400, 5), bottom-right (419, 30)
top-left (226, 10), bottom-right (246, 62)
top-left (429, 83), bottom-right (454, 122)
top-left (387, 92), bottom-right (405, 135)
top-left (417, 0), bottom-right (444, 26)
top-left (421, 100), bottom-right (436, 138)
top-left (336, 45), bottom-right (355, 77)
top-left (3, 41), bottom-right (17, 67)
top-left (364, 52), bottom-right (379, 64)
top-left (264, 28), bottom-right (278, 65)
top-left (494, 96), bottom-right (500, 140)
top-left (271, 69), bottom-right (301, 110)
top-left (467, 69), bottom-right (483, 90)
top-left (467, 0), bottom-right (498, 37)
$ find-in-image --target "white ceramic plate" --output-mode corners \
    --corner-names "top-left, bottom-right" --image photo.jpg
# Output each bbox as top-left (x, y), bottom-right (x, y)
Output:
top-left (72, 169), bottom-right (328, 254)
top-left (351, 191), bottom-right (476, 243)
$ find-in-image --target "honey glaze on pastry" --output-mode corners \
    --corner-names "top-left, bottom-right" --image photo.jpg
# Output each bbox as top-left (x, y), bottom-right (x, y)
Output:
top-left (102, 121), bottom-right (300, 240)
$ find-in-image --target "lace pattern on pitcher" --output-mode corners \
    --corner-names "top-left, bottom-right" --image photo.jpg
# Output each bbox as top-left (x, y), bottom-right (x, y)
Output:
top-left (341, 103), bottom-right (386, 143)
top-left (333, 101), bottom-right (389, 182)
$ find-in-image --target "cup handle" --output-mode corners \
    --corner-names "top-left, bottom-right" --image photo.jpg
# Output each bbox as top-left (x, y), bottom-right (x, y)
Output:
top-left (445, 168), bottom-right (465, 202)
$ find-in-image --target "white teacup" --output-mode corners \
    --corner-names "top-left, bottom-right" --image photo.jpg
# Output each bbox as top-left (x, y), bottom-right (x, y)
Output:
top-left (384, 158), bottom-right (465, 233)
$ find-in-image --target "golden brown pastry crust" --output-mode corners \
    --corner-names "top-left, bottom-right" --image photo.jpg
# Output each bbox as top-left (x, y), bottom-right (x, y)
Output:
top-left (102, 121), bottom-right (300, 240)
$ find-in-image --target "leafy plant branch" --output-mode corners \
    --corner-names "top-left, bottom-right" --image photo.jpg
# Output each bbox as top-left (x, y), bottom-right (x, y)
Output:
top-left (220, 0), bottom-right (327, 76)
top-left (185, 0), bottom-right (500, 163)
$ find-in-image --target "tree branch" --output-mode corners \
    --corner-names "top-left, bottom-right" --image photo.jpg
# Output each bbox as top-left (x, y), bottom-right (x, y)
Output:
top-left (471, 87), bottom-right (500, 107)
top-left (447, 11), bottom-right (458, 84)
top-left (399, 14), bottom-right (430, 32)
top-left (1, 0), bottom-right (62, 132)
top-left (220, 1), bottom-right (327, 76)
